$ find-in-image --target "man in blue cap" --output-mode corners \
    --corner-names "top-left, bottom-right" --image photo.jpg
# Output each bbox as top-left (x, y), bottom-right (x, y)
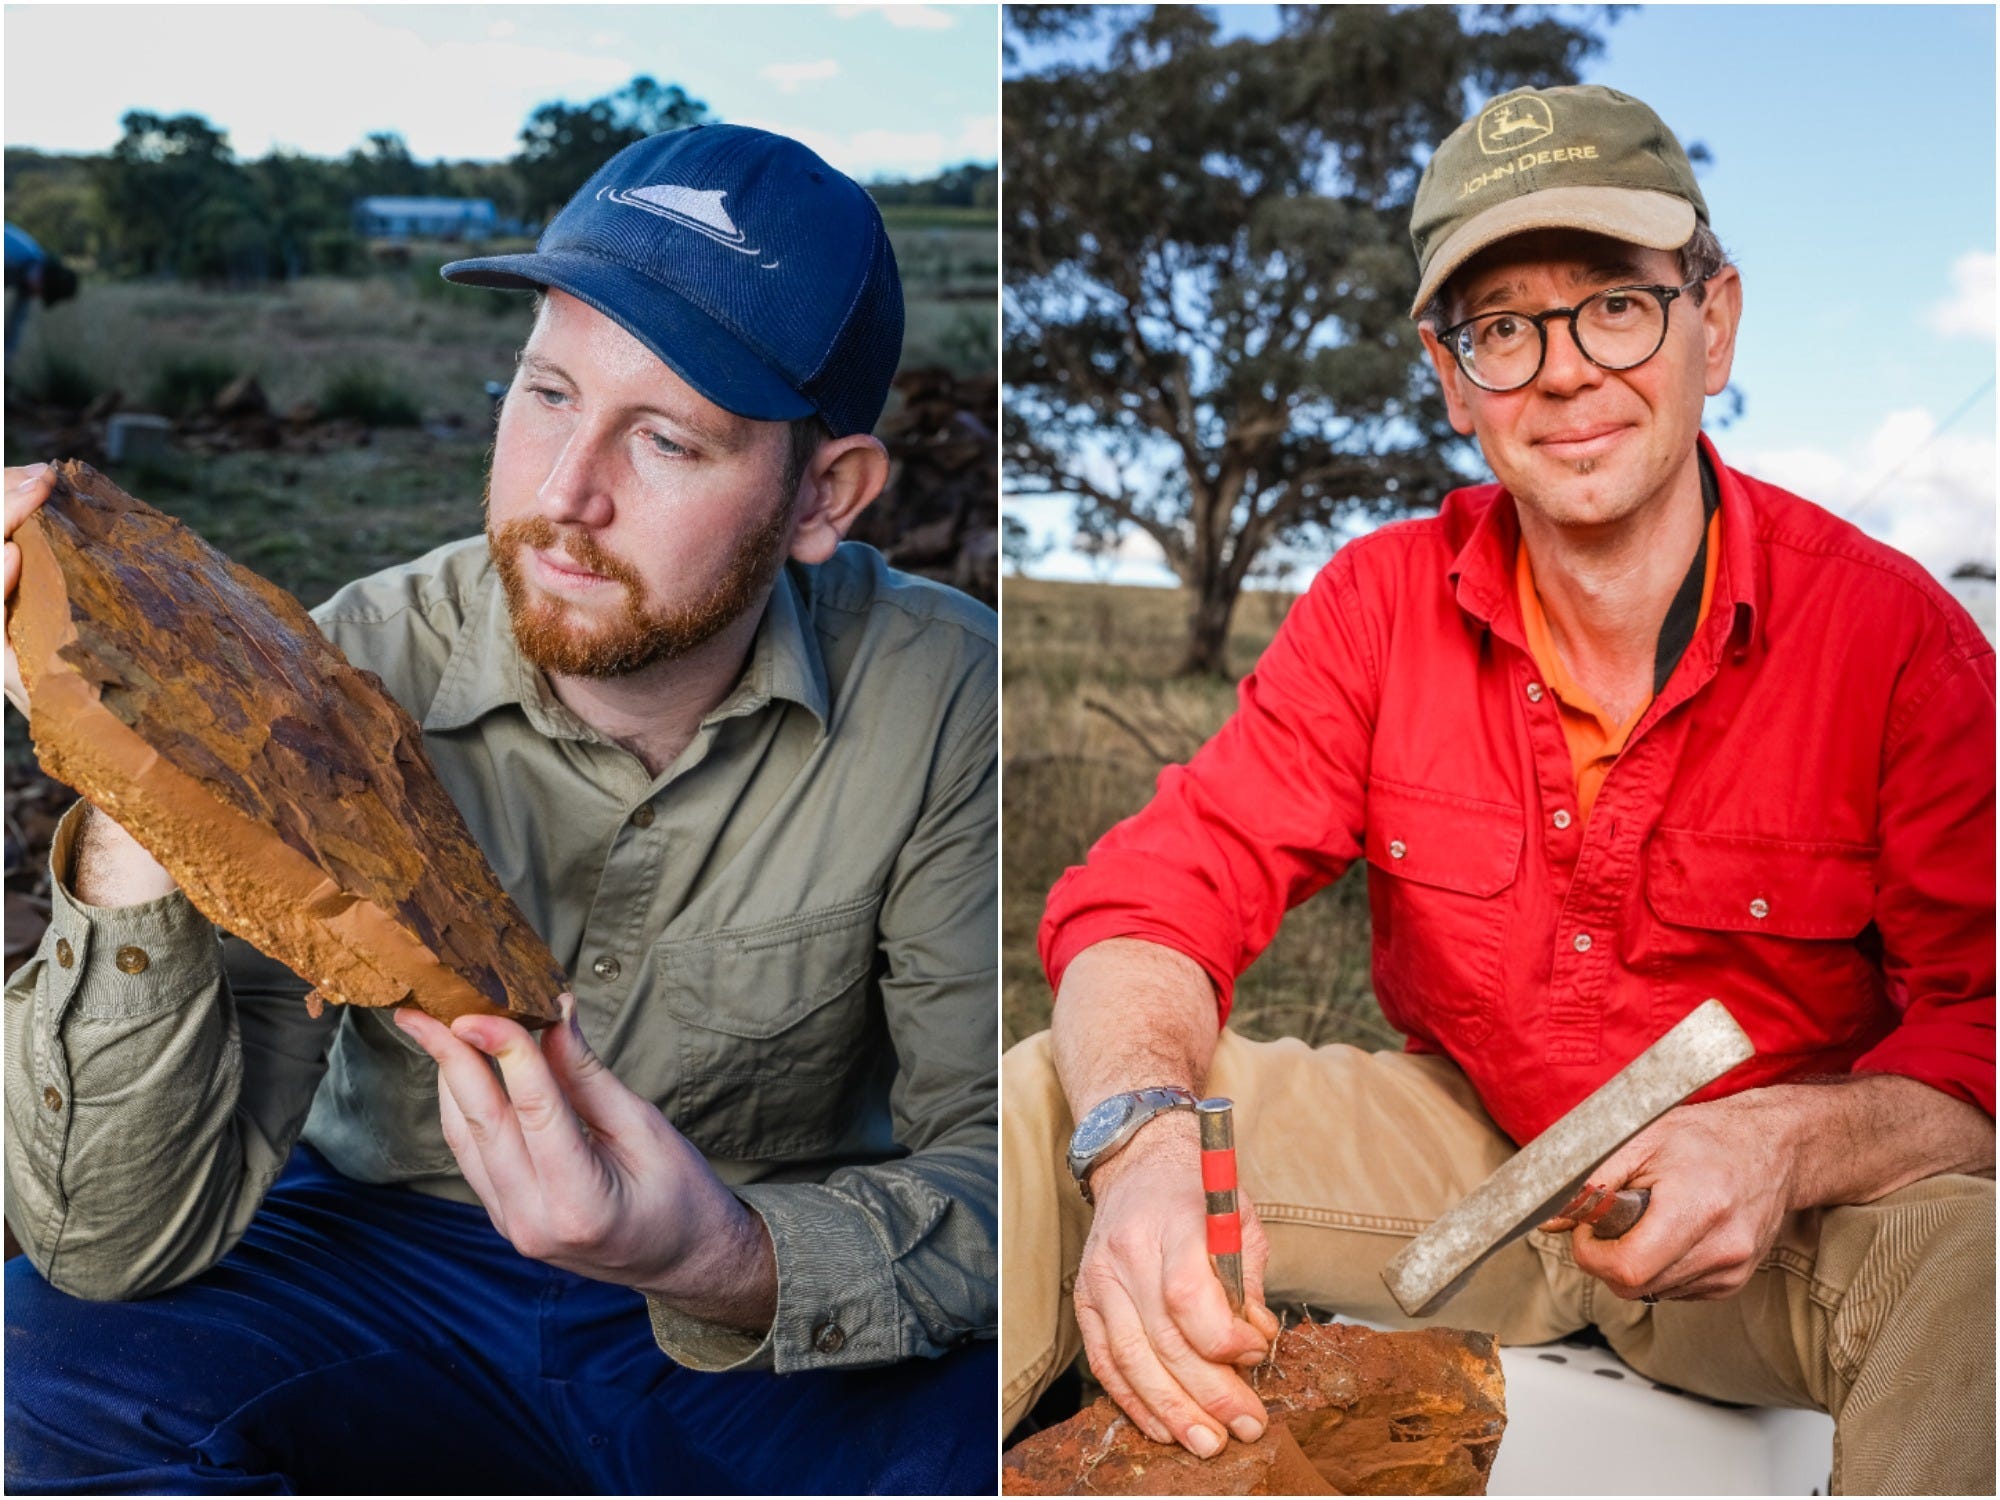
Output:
top-left (2, 125), bottom-right (996, 1494)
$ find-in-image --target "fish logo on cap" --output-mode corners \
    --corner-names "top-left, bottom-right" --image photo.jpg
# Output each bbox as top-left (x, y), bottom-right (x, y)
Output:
top-left (597, 182), bottom-right (778, 268)
top-left (1478, 96), bottom-right (1554, 155)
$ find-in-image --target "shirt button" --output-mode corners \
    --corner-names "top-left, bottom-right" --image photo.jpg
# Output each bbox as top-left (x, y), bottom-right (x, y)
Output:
top-left (1526, 682), bottom-right (1545, 703)
top-left (592, 955), bottom-right (622, 982)
top-left (55, 938), bottom-right (74, 969)
top-left (1572, 932), bottom-right (1593, 953)
top-left (1552, 810), bottom-right (1572, 830)
top-left (813, 1322), bottom-right (846, 1355)
top-left (1749, 898), bottom-right (1770, 920)
top-left (115, 946), bottom-right (150, 975)
top-left (630, 804), bottom-right (655, 829)
top-left (42, 1086), bottom-right (62, 1112)
top-left (1387, 839), bottom-right (1407, 860)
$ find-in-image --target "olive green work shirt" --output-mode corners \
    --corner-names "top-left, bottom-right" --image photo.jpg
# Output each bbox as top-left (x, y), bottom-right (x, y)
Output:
top-left (4, 535), bottom-right (998, 1374)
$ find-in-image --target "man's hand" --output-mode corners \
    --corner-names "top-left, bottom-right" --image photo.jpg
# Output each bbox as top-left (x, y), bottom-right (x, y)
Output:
top-left (1545, 1075), bottom-right (1994, 1304)
top-left (395, 994), bottom-right (778, 1332)
top-left (5, 461), bottom-right (56, 716)
top-left (1074, 1117), bottom-right (1281, 1457)
top-left (1539, 1091), bottom-right (1796, 1302)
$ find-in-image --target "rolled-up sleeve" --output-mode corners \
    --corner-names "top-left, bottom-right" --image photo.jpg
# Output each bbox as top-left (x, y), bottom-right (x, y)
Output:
top-left (1853, 637), bottom-right (1996, 1114)
top-left (648, 669), bottom-right (999, 1373)
top-left (3, 802), bottom-right (337, 1300)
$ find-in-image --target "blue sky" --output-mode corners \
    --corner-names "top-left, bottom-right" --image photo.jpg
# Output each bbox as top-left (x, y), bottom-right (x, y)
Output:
top-left (1007, 5), bottom-right (1997, 587)
top-left (3, 4), bottom-right (998, 180)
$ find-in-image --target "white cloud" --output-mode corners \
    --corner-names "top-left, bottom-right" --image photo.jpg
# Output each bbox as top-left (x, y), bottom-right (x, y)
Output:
top-left (2, 8), bottom-right (630, 160)
top-left (1734, 407), bottom-right (1996, 578)
top-left (486, 19), bottom-right (517, 40)
top-left (833, 4), bottom-right (957, 30)
top-left (1926, 251), bottom-right (1996, 341)
top-left (955, 113), bottom-right (999, 161)
top-left (758, 59), bottom-right (842, 94)
top-left (732, 115), bottom-right (986, 178)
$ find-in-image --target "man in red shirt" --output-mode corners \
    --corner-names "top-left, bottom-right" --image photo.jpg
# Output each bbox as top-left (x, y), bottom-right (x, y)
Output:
top-left (1003, 85), bottom-right (1994, 1494)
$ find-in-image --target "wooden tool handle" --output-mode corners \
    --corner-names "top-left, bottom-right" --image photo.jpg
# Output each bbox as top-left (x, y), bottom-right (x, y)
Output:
top-left (1585, 1187), bottom-right (1650, 1239)
top-left (1555, 1183), bottom-right (1651, 1238)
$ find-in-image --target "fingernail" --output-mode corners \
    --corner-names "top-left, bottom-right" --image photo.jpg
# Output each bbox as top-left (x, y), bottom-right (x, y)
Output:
top-left (1230, 1416), bottom-right (1264, 1443)
top-left (560, 992), bottom-right (578, 1028)
top-left (17, 464), bottom-right (48, 487)
top-left (1186, 1426), bottom-right (1223, 1458)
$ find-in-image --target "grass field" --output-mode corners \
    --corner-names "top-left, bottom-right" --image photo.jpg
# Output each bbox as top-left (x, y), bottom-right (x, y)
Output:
top-left (4, 220), bottom-right (994, 610)
top-left (1002, 576), bottom-right (1393, 1052)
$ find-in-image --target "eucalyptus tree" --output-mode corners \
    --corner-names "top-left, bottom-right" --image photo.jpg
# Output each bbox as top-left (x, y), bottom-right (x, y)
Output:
top-left (1004, 5), bottom-right (1609, 674)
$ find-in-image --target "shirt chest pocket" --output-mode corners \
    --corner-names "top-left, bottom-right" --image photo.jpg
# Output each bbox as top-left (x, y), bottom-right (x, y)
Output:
top-left (1643, 828), bottom-right (1881, 1042)
top-left (656, 893), bottom-right (883, 1161)
top-left (1363, 781), bottom-right (1524, 1047)
top-left (1645, 830), bottom-right (1876, 937)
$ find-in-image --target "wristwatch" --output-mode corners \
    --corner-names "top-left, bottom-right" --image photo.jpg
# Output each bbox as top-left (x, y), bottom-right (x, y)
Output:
top-left (1067, 1086), bottom-right (1200, 1203)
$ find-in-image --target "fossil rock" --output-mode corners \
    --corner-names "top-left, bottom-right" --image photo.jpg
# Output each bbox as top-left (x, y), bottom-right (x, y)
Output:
top-left (8, 460), bottom-right (564, 1026)
top-left (1003, 1322), bottom-right (1506, 1496)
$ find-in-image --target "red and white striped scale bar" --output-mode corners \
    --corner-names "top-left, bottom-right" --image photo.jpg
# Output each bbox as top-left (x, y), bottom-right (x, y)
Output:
top-left (1195, 1096), bottom-right (1245, 1316)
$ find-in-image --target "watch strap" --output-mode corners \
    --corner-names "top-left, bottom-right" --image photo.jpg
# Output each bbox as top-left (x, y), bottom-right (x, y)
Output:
top-left (1069, 1085), bottom-right (1199, 1203)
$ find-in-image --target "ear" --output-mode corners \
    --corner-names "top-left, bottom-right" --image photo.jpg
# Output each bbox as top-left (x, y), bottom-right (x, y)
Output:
top-left (1418, 323), bottom-right (1478, 437)
top-left (1697, 264), bottom-right (1743, 398)
top-left (788, 434), bottom-right (889, 566)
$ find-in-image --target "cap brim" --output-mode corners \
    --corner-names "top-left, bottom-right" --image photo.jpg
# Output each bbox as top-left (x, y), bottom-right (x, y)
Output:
top-left (441, 250), bottom-right (814, 424)
top-left (1410, 187), bottom-right (1697, 318)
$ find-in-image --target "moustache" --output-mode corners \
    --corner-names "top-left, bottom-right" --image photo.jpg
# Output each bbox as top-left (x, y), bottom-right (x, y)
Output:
top-left (490, 516), bottom-right (643, 594)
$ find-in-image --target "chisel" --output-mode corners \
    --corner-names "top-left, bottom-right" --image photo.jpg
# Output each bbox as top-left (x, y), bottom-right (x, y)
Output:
top-left (1196, 1096), bottom-right (1246, 1316)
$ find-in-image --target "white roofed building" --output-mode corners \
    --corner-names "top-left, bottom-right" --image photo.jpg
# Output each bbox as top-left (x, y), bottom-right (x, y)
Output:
top-left (352, 197), bottom-right (498, 242)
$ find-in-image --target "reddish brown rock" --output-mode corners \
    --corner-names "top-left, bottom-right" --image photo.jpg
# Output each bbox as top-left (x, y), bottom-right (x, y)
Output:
top-left (1004, 1322), bottom-right (1505, 1496)
top-left (8, 460), bottom-right (564, 1026)
top-left (1005, 1413), bottom-right (1337, 1496)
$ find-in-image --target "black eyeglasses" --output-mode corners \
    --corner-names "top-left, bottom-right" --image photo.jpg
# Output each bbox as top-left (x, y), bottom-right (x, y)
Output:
top-left (1440, 280), bottom-right (1707, 393)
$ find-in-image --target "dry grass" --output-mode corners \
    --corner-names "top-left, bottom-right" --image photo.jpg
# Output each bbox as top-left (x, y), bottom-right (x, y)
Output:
top-left (3, 222), bottom-right (995, 612)
top-left (11, 219), bottom-right (991, 433)
top-left (1002, 577), bottom-right (1393, 1052)
top-left (14, 274), bottom-right (523, 429)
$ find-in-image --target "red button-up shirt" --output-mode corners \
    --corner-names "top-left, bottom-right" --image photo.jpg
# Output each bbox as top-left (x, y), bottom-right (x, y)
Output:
top-left (1040, 438), bottom-right (1995, 1143)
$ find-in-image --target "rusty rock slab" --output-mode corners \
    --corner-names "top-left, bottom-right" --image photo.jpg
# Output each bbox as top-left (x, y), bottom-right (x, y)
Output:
top-left (9, 461), bottom-right (565, 1025)
top-left (1003, 1321), bottom-right (1506, 1496)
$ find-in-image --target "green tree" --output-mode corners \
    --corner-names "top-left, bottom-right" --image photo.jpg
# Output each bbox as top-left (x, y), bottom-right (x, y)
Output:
top-left (344, 131), bottom-right (433, 198)
top-left (1003, 5), bottom-right (1612, 675)
top-left (3, 152), bottom-right (104, 266)
top-left (1002, 513), bottom-right (1053, 578)
top-left (90, 111), bottom-right (265, 278)
top-left (249, 150), bottom-right (357, 276)
top-left (515, 76), bottom-right (710, 222)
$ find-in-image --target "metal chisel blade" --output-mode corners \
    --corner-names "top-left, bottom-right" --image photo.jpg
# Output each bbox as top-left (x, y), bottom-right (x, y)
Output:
top-left (1381, 998), bottom-right (1755, 1319)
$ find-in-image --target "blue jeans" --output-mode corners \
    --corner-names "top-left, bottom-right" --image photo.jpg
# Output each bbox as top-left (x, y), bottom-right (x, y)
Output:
top-left (5, 1145), bottom-right (994, 1494)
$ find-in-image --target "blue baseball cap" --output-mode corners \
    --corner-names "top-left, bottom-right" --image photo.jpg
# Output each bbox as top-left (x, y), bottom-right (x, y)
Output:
top-left (443, 124), bottom-right (904, 438)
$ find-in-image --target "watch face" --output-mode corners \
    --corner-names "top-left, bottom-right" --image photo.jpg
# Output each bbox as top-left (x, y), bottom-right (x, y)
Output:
top-left (1071, 1094), bottom-right (1137, 1157)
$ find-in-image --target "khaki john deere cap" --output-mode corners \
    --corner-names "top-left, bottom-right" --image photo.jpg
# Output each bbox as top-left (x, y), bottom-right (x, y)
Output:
top-left (1409, 84), bottom-right (1709, 318)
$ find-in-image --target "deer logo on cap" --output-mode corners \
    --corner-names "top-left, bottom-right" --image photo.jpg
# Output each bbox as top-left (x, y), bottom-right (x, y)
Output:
top-left (1478, 96), bottom-right (1554, 155)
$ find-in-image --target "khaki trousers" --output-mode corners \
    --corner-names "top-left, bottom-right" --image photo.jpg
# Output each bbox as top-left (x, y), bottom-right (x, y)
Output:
top-left (1002, 1029), bottom-right (1994, 1496)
